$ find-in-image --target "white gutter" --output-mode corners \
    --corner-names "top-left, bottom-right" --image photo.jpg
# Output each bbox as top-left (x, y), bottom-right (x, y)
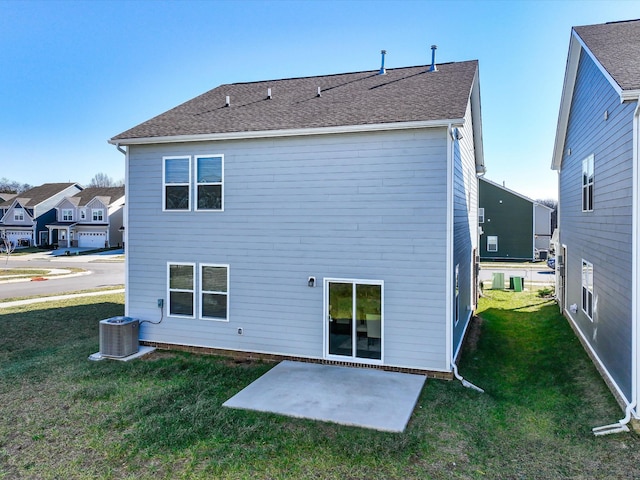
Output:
top-left (592, 97), bottom-right (640, 436)
top-left (109, 119), bottom-right (465, 146)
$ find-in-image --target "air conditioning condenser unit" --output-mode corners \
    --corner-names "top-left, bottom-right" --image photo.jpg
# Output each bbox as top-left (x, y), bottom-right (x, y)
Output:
top-left (99, 316), bottom-right (139, 358)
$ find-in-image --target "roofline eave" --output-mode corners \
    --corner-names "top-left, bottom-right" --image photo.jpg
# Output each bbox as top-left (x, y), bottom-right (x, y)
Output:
top-left (108, 119), bottom-right (465, 146)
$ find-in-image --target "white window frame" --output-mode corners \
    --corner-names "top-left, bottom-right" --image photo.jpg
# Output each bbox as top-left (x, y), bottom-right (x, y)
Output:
top-left (582, 260), bottom-right (594, 321)
top-left (582, 154), bottom-right (594, 212)
top-left (478, 207), bottom-right (485, 224)
top-left (487, 235), bottom-right (498, 252)
top-left (92, 209), bottom-right (104, 222)
top-left (195, 154), bottom-right (224, 212)
top-left (163, 156), bottom-right (192, 212)
top-left (80, 209), bottom-right (86, 220)
top-left (14, 208), bottom-right (24, 222)
top-left (167, 262), bottom-right (196, 319)
top-left (199, 264), bottom-right (229, 321)
top-left (62, 209), bottom-right (73, 221)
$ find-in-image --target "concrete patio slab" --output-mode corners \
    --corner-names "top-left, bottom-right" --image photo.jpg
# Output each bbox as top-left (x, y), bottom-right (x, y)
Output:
top-left (223, 360), bottom-right (427, 432)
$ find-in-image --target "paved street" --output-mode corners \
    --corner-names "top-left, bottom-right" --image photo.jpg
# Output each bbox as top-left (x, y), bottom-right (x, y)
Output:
top-left (0, 251), bottom-right (124, 300)
top-left (478, 262), bottom-right (555, 288)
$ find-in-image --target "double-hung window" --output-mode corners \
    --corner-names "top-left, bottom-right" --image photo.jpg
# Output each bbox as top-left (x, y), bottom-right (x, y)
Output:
top-left (196, 155), bottom-right (224, 211)
top-left (478, 207), bottom-right (485, 224)
top-left (582, 260), bottom-right (593, 320)
top-left (80, 209), bottom-right (86, 220)
top-left (14, 208), bottom-right (24, 221)
top-left (582, 154), bottom-right (594, 212)
top-left (164, 156), bottom-right (191, 211)
top-left (62, 209), bottom-right (73, 221)
top-left (487, 235), bottom-right (498, 252)
top-left (200, 264), bottom-right (229, 320)
top-left (168, 263), bottom-right (195, 317)
top-left (92, 209), bottom-right (104, 222)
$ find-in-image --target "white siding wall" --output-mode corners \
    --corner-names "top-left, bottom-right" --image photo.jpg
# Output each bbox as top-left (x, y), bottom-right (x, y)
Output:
top-left (126, 129), bottom-right (451, 371)
top-left (452, 100), bottom-right (479, 357)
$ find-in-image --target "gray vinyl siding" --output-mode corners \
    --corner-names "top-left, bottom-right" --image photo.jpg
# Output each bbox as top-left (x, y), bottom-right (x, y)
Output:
top-left (559, 50), bottom-right (636, 400)
top-left (452, 102), bottom-right (479, 356)
top-left (126, 128), bottom-right (451, 371)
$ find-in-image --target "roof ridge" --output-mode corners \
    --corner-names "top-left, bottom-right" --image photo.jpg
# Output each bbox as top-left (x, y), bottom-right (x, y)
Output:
top-left (224, 60), bottom-right (478, 86)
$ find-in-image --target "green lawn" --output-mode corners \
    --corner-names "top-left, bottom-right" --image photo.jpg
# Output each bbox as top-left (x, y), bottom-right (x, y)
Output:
top-left (1, 290), bottom-right (638, 479)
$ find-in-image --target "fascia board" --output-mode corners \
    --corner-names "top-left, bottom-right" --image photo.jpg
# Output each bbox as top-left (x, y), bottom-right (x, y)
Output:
top-left (470, 69), bottom-right (485, 170)
top-left (552, 33), bottom-right (582, 171)
top-left (109, 119), bottom-right (463, 146)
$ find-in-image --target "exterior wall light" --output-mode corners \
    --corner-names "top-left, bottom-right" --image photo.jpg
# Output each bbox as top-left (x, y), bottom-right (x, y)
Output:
top-left (308, 276), bottom-right (315, 288)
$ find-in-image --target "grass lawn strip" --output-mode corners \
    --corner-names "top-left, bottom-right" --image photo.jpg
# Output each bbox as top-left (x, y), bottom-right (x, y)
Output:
top-left (1, 290), bottom-right (639, 479)
top-left (0, 267), bottom-right (84, 281)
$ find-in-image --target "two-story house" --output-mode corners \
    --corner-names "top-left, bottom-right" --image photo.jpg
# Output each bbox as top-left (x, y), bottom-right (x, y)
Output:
top-left (551, 19), bottom-right (640, 429)
top-left (47, 187), bottom-right (125, 248)
top-left (478, 177), bottom-right (553, 261)
top-left (110, 54), bottom-right (485, 376)
top-left (0, 183), bottom-right (82, 247)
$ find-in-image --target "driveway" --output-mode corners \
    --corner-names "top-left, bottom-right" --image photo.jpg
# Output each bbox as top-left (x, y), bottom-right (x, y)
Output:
top-left (0, 250), bottom-right (124, 300)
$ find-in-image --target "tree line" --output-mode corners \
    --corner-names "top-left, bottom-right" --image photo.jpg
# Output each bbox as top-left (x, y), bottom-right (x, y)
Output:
top-left (0, 173), bottom-right (123, 194)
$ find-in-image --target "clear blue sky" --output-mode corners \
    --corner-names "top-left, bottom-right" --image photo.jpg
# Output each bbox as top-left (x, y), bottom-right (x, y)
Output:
top-left (1, 0), bottom-right (639, 199)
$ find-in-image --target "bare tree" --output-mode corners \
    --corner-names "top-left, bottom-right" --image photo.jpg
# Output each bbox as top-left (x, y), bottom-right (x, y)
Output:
top-left (88, 173), bottom-right (123, 188)
top-left (2, 236), bottom-right (16, 265)
top-left (0, 177), bottom-right (32, 194)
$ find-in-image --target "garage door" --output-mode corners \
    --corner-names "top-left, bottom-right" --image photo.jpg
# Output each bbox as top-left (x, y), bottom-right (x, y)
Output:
top-left (78, 232), bottom-right (106, 248)
top-left (6, 231), bottom-right (32, 246)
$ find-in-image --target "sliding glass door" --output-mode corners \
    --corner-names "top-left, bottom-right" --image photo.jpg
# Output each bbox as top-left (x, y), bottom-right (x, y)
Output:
top-left (326, 279), bottom-right (383, 361)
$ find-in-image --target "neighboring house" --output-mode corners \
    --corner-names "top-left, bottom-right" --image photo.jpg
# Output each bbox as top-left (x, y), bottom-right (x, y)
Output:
top-left (110, 54), bottom-right (485, 376)
top-left (0, 183), bottom-right (82, 246)
top-left (47, 187), bottom-right (125, 248)
top-left (551, 20), bottom-right (640, 418)
top-left (0, 193), bottom-right (17, 203)
top-left (478, 177), bottom-right (553, 261)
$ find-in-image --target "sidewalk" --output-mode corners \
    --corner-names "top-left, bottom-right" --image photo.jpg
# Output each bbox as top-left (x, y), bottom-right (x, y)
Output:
top-left (0, 288), bottom-right (125, 309)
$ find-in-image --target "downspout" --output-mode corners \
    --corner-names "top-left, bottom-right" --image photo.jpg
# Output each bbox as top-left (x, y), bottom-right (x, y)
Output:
top-left (592, 97), bottom-right (640, 436)
top-left (116, 143), bottom-right (126, 155)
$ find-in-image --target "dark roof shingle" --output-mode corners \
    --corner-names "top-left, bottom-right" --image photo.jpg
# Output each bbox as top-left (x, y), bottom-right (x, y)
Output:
top-left (70, 187), bottom-right (124, 207)
top-left (574, 19), bottom-right (640, 91)
top-left (0, 183), bottom-right (79, 208)
top-left (112, 61), bottom-right (478, 141)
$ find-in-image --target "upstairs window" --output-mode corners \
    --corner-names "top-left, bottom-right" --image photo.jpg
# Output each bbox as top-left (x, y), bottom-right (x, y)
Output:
top-left (582, 154), bottom-right (594, 212)
top-left (92, 209), bottom-right (104, 222)
top-left (80, 209), bottom-right (86, 220)
top-left (478, 207), bottom-right (485, 224)
top-left (62, 209), bottom-right (73, 221)
top-left (582, 260), bottom-right (593, 320)
top-left (196, 155), bottom-right (224, 211)
top-left (164, 156), bottom-right (191, 211)
top-left (14, 208), bottom-right (24, 221)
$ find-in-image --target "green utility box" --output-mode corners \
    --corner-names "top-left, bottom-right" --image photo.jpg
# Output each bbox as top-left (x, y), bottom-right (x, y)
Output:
top-left (510, 276), bottom-right (524, 292)
top-left (492, 272), bottom-right (505, 290)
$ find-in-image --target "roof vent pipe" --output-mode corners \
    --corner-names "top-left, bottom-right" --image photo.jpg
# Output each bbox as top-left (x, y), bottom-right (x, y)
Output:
top-left (267, 88), bottom-right (272, 99)
top-left (429, 45), bottom-right (438, 72)
top-left (225, 95), bottom-right (230, 107)
top-left (379, 50), bottom-right (387, 75)
top-left (317, 86), bottom-right (321, 97)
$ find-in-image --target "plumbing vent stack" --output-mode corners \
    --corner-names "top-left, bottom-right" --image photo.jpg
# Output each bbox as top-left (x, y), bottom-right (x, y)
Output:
top-left (429, 45), bottom-right (438, 72)
top-left (267, 88), bottom-right (272, 99)
top-left (317, 86), bottom-right (321, 97)
top-left (379, 50), bottom-right (387, 75)
top-left (225, 95), bottom-right (230, 107)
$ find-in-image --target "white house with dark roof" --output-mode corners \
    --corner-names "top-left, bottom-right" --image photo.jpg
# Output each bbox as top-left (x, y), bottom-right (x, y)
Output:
top-left (47, 187), bottom-right (125, 248)
top-left (551, 19), bottom-right (640, 427)
top-left (110, 54), bottom-right (485, 377)
top-left (0, 183), bottom-right (82, 247)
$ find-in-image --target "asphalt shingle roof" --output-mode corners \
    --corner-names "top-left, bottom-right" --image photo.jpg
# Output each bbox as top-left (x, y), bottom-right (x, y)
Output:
top-left (111, 61), bottom-right (478, 141)
top-left (70, 187), bottom-right (125, 207)
top-left (0, 183), bottom-right (79, 208)
top-left (574, 19), bottom-right (640, 91)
